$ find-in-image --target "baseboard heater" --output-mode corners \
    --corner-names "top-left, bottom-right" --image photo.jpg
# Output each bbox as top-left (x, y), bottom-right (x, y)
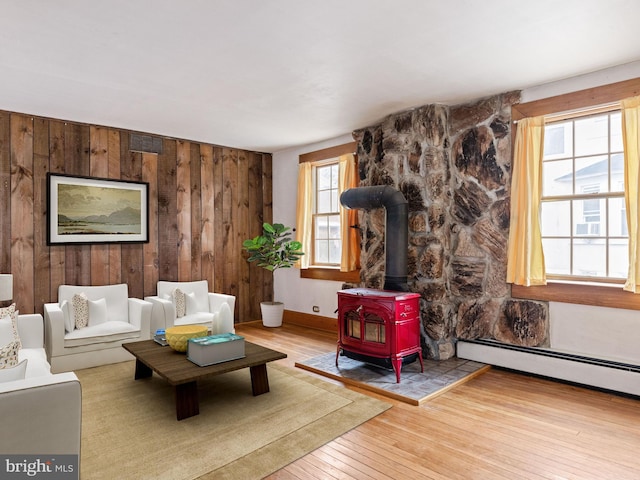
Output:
top-left (457, 339), bottom-right (640, 397)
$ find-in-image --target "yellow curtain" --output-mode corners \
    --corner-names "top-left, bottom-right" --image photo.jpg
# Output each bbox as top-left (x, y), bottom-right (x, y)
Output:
top-left (295, 162), bottom-right (312, 269)
top-left (506, 116), bottom-right (546, 286)
top-left (338, 153), bottom-right (361, 271)
top-left (622, 96), bottom-right (640, 292)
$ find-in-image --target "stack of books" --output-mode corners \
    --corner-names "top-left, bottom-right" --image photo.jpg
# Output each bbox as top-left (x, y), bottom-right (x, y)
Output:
top-left (153, 329), bottom-right (169, 346)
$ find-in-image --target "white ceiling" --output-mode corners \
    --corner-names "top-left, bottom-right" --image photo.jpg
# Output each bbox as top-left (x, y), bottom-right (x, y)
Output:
top-left (1, 0), bottom-right (639, 153)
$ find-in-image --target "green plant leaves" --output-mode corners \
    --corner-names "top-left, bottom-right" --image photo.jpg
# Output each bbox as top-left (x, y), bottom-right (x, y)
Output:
top-left (242, 222), bottom-right (304, 271)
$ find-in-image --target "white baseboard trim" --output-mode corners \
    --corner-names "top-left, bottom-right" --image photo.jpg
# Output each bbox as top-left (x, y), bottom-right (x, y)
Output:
top-left (457, 339), bottom-right (640, 397)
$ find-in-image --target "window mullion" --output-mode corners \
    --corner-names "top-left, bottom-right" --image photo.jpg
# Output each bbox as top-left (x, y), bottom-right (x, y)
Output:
top-left (569, 198), bottom-right (574, 276)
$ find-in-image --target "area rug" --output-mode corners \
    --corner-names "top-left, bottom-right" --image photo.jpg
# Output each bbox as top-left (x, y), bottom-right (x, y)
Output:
top-left (296, 352), bottom-right (490, 405)
top-left (75, 361), bottom-right (390, 480)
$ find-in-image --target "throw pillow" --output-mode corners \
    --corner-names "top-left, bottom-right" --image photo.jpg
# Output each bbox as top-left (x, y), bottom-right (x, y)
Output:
top-left (185, 291), bottom-right (199, 315)
top-left (0, 309), bottom-right (21, 350)
top-left (60, 300), bottom-right (75, 333)
top-left (72, 293), bottom-right (89, 329)
top-left (13, 310), bottom-right (21, 349)
top-left (0, 359), bottom-right (27, 383)
top-left (88, 298), bottom-right (108, 327)
top-left (0, 303), bottom-right (16, 319)
top-left (0, 340), bottom-right (19, 369)
top-left (0, 316), bottom-right (15, 347)
top-left (218, 301), bottom-right (234, 334)
top-left (173, 288), bottom-right (186, 318)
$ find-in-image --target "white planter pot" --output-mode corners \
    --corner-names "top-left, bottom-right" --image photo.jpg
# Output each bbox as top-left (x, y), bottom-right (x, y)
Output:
top-left (260, 301), bottom-right (284, 327)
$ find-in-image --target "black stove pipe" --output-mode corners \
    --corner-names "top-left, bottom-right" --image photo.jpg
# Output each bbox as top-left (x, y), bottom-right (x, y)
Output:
top-left (340, 186), bottom-right (408, 292)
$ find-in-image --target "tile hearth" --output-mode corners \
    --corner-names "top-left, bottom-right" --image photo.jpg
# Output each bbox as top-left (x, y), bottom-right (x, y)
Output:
top-left (295, 352), bottom-right (489, 405)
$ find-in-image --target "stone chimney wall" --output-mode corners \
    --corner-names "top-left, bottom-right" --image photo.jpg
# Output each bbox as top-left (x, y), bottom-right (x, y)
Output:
top-left (352, 92), bottom-right (549, 360)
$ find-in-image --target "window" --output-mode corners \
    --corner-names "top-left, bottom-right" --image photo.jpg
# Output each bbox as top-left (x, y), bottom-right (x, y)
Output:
top-left (313, 161), bottom-right (341, 265)
top-left (297, 142), bottom-right (360, 282)
top-left (510, 77), bottom-right (640, 310)
top-left (540, 110), bottom-right (627, 281)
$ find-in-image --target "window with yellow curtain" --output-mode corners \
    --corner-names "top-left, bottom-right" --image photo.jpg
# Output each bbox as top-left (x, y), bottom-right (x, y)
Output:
top-left (296, 142), bottom-right (360, 282)
top-left (509, 78), bottom-right (640, 308)
top-left (540, 107), bottom-right (627, 283)
top-left (510, 106), bottom-right (631, 285)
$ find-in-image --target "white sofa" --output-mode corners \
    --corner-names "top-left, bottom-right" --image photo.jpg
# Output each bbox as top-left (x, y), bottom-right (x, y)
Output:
top-left (0, 313), bottom-right (81, 456)
top-left (44, 283), bottom-right (152, 373)
top-left (145, 280), bottom-right (236, 334)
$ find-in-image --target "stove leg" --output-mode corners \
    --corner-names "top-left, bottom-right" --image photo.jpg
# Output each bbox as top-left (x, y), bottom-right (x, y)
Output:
top-left (392, 357), bottom-right (402, 383)
top-left (418, 350), bottom-right (424, 373)
top-left (335, 345), bottom-right (341, 367)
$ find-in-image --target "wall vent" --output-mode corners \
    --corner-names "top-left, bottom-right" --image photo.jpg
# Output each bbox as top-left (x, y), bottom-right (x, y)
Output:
top-left (130, 133), bottom-right (163, 154)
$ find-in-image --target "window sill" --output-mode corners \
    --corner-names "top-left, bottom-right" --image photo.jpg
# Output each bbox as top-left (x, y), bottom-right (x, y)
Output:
top-left (511, 281), bottom-right (640, 311)
top-left (300, 268), bottom-right (360, 283)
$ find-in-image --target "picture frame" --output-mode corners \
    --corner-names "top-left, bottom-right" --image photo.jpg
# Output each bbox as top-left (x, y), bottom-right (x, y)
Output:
top-left (47, 173), bottom-right (149, 245)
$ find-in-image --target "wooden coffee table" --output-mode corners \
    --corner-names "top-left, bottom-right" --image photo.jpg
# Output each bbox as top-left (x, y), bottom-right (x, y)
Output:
top-left (123, 340), bottom-right (287, 420)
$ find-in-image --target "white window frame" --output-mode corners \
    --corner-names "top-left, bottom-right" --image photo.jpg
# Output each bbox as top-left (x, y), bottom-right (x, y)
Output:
top-left (540, 109), bottom-right (627, 283)
top-left (311, 159), bottom-right (341, 267)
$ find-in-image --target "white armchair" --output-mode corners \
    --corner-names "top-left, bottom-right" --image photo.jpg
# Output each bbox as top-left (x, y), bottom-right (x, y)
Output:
top-left (145, 280), bottom-right (236, 334)
top-left (44, 283), bottom-right (152, 373)
top-left (0, 314), bottom-right (81, 456)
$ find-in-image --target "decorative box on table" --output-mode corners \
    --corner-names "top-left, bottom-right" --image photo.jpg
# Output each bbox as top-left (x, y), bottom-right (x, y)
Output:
top-left (187, 333), bottom-right (245, 366)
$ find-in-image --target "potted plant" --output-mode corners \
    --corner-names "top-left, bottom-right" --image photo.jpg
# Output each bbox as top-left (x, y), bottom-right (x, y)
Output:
top-left (242, 222), bottom-right (304, 327)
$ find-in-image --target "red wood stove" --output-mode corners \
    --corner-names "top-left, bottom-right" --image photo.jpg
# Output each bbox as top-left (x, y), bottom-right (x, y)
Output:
top-left (336, 288), bottom-right (423, 383)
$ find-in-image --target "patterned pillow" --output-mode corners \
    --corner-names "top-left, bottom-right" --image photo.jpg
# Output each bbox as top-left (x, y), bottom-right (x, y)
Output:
top-left (0, 307), bottom-right (21, 350)
top-left (72, 293), bottom-right (89, 329)
top-left (0, 303), bottom-right (15, 318)
top-left (173, 288), bottom-right (186, 318)
top-left (0, 340), bottom-right (19, 369)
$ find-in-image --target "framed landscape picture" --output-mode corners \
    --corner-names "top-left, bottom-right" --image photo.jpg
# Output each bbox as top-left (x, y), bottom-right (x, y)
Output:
top-left (47, 173), bottom-right (149, 245)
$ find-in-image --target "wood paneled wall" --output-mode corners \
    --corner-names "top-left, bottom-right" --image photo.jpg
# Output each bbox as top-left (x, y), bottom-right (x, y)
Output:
top-left (0, 111), bottom-right (273, 323)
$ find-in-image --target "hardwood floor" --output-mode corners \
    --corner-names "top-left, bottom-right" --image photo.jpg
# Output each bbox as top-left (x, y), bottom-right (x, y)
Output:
top-left (235, 322), bottom-right (640, 480)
